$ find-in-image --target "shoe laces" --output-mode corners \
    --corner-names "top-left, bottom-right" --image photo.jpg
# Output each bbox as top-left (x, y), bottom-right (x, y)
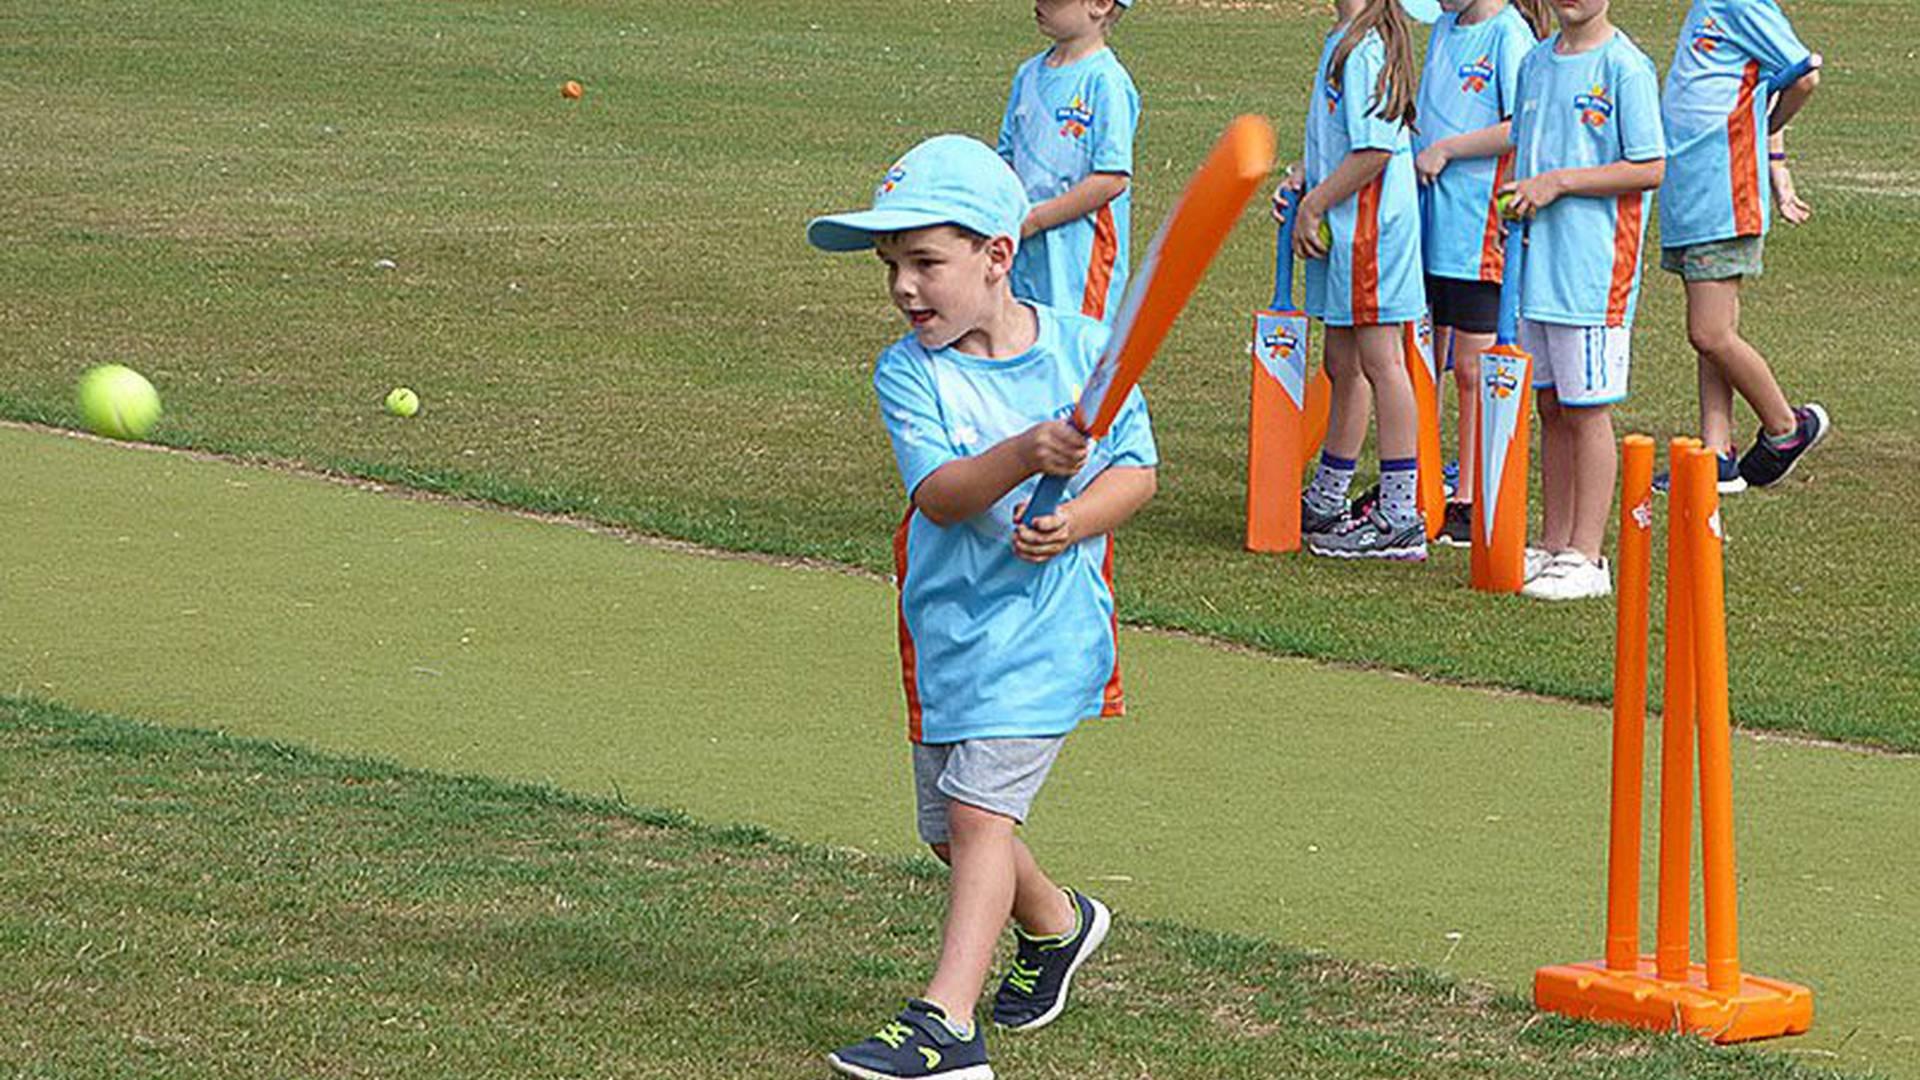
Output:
top-left (1004, 956), bottom-right (1043, 996)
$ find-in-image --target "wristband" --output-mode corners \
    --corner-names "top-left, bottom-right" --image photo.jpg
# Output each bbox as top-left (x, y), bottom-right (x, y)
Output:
top-left (1769, 151), bottom-right (1787, 162)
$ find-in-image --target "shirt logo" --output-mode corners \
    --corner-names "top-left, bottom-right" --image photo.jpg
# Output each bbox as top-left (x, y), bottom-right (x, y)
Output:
top-left (1055, 95), bottom-right (1094, 138)
top-left (1458, 55), bottom-right (1495, 94)
top-left (1324, 75), bottom-right (1342, 113)
top-left (1260, 325), bottom-right (1302, 362)
top-left (1574, 84), bottom-right (1614, 128)
top-left (1692, 16), bottom-right (1726, 54)
top-left (877, 162), bottom-right (906, 198)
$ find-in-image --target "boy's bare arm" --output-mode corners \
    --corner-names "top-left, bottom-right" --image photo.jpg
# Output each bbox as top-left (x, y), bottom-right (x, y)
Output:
top-left (1415, 122), bottom-right (1515, 183)
top-left (1768, 59), bottom-right (1820, 133)
top-left (1012, 466), bottom-right (1157, 564)
top-left (1024, 173), bottom-right (1131, 238)
top-left (914, 421), bottom-right (1089, 527)
top-left (1505, 158), bottom-right (1664, 217)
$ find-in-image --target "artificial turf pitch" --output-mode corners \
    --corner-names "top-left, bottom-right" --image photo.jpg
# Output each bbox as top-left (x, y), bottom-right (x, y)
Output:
top-left (4, 425), bottom-right (1912, 1076)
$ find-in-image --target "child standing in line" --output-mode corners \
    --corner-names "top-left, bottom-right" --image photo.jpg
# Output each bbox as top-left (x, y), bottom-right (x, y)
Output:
top-left (1275, 0), bottom-right (1429, 560)
top-left (1657, 0), bottom-right (1826, 492)
top-left (808, 134), bottom-right (1157, 1080)
top-left (999, 0), bottom-right (1140, 322)
top-left (1411, 0), bottom-right (1548, 545)
top-left (1499, 0), bottom-right (1665, 600)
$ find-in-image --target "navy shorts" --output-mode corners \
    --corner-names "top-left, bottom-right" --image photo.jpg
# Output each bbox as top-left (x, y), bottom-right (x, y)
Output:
top-left (1425, 275), bottom-right (1502, 335)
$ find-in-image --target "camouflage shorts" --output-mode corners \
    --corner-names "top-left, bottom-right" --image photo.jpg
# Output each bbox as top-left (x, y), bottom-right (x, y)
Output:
top-left (1659, 235), bottom-right (1765, 282)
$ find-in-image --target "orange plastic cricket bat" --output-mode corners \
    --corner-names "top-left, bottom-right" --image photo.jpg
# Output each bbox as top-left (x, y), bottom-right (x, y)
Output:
top-left (1022, 114), bottom-right (1276, 523)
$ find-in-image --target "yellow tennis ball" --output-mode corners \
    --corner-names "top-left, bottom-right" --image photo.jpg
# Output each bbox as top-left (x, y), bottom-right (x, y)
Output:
top-left (385, 387), bottom-right (420, 417)
top-left (1496, 191), bottom-right (1521, 220)
top-left (1318, 220), bottom-right (1333, 248)
top-left (76, 364), bottom-right (161, 441)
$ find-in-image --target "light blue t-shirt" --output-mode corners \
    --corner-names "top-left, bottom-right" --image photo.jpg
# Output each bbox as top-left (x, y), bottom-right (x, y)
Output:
top-left (999, 47), bottom-right (1139, 322)
top-left (1511, 30), bottom-right (1665, 327)
top-left (1659, 0), bottom-right (1813, 247)
top-left (1301, 27), bottom-right (1425, 327)
top-left (1415, 5), bottom-right (1536, 283)
top-left (874, 305), bottom-right (1157, 744)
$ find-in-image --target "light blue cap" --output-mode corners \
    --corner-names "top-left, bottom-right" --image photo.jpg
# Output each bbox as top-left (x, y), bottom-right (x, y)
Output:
top-left (1397, 0), bottom-right (1441, 23)
top-left (807, 135), bottom-right (1030, 253)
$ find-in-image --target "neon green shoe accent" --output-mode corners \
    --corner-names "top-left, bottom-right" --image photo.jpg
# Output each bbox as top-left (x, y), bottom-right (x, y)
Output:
top-left (919, 1047), bottom-right (942, 1069)
top-left (1005, 957), bottom-right (1042, 995)
top-left (1016, 888), bottom-right (1083, 950)
top-left (874, 1020), bottom-right (914, 1049)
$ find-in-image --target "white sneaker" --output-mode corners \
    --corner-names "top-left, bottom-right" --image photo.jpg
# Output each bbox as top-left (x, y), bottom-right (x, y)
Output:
top-left (1523, 546), bottom-right (1555, 582)
top-left (1522, 552), bottom-right (1613, 600)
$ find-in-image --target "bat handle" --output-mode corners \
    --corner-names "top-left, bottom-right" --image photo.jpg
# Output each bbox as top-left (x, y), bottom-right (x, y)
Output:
top-left (1494, 225), bottom-right (1525, 346)
top-left (1272, 191), bottom-right (1297, 310)
top-left (1020, 473), bottom-right (1070, 527)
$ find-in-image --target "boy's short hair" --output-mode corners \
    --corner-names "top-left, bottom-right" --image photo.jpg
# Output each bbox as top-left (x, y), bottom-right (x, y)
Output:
top-left (806, 136), bottom-right (1029, 254)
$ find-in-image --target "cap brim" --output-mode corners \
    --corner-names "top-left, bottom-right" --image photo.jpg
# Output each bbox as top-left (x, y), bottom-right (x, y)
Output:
top-left (806, 208), bottom-right (961, 252)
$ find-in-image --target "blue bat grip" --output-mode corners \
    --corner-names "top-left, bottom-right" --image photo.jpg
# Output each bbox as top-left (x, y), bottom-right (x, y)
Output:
top-left (1271, 189), bottom-right (1298, 310)
top-left (1021, 472), bottom-right (1070, 526)
top-left (1494, 224), bottom-right (1525, 345)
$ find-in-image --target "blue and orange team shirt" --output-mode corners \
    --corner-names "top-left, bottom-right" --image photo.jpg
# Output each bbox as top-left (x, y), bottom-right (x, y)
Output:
top-left (1658, 0), bottom-right (1812, 248)
top-left (1511, 30), bottom-right (1665, 328)
top-left (873, 305), bottom-right (1157, 745)
top-left (1301, 27), bottom-right (1424, 328)
top-left (1414, 4), bottom-right (1536, 283)
top-left (998, 47), bottom-right (1139, 323)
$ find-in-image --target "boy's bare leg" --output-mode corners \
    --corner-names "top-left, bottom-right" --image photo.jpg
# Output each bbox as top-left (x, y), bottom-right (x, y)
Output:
top-left (1686, 277), bottom-right (1796, 451)
top-left (1011, 838), bottom-right (1076, 936)
top-left (1354, 323), bottom-right (1417, 460)
top-left (923, 801), bottom-right (1019, 1022)
top-left (1322, 327), bottom-right (1373, 460)
top-left (1449, 329), bottom-right (1494, 502)
top-left (1564, 402), bottom-right (1617, 562)
top-left (1537, 391), bottom-right (1574, 552)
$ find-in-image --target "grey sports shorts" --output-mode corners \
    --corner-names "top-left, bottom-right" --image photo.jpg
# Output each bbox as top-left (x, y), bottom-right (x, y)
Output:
top-left (912, 737), bottom-right (1066, 846)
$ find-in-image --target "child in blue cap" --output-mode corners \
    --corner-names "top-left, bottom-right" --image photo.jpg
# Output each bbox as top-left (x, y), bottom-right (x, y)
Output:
top-left (809, 133), bottom-right (1158, 1080)
top-left (999, 0), bottom-right (1139, 322)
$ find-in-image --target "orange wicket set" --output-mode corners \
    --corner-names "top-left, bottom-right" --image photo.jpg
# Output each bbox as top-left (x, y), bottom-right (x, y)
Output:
top-left (1533, 436), bottom-right (1812, 1042)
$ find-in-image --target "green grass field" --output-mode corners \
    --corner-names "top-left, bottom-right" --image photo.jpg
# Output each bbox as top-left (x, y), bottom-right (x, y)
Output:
top-left (2, 0), bottom-right (1916, 748)
top-left (0, 695), bottom-right (1852, 1080)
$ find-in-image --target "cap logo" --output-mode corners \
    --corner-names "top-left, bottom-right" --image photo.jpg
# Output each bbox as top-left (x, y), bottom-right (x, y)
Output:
top-left (877, 163), bottom-right (907, 199)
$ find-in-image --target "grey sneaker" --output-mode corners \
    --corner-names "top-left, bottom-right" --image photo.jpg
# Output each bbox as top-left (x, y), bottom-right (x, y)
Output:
top-left (1307, 507), bottom-right (1428, 561)
top-left (1301, 496), bottom-right (1349, 539)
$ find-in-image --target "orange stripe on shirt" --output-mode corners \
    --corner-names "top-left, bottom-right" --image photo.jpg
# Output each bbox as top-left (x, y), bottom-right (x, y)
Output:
top-left (1607, 194), bottom-right (1644, 328)
top-left (1082, 204), bottom-right (1119, 320)
top-left (1098, 536), bottom-right (1126, 717)
top-left (1728, 61), bottom-right (1764, 237)
top-left (1352, 175), bottom-right (1383, 325)
top-left (1478, 152), bottom-right (1514, 282)
top-left (891, 508), bottom-right (926, 742)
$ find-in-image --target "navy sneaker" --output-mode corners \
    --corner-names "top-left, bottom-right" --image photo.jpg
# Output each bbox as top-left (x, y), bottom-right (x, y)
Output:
top-left (1437, 500), bottom-right (1472, 548)
top-left (1442, 459), bottom-right (1460, 501)
top-left (992, 889), bottom-right (1111, 1033)
top-left (828, 999), bottom-right (993, 1080)
top-left (1653, 448), bottom-right (1745, 496)
top-left (1738, 404), bottom-right (1830, 488)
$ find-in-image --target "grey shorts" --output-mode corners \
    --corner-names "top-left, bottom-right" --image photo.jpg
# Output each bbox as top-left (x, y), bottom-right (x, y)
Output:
top-left (912, 737), bottom-right (1065, 846)
top-left (1660, 235), bottom-right (1765, 282)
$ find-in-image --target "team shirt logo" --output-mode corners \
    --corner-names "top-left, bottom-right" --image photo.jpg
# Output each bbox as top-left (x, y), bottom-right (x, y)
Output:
top-left (1324, 76), bottom-right (1342, 114)
top-left (1691, 16), bottom-right (1727, 54)
top-left (1574, 83), bottom-right (1614, 128)
top-left (1054, 95), bottom-right (1094, 139)
top-left (877, 162), bottom-right (906, 198)
top-left (1458, 54), bottom-right (1496, 94)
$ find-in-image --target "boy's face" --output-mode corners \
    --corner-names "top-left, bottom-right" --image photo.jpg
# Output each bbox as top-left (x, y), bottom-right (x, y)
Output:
top-left (1553, 0), bottom-right (1608, 29)
top-left (874, 226), bottom-right (1015, 350)
top-left (1034, 0), bottom-right (1112, 43)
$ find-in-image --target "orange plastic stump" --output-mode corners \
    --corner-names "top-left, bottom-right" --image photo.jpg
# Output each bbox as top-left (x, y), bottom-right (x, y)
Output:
top-left (1536, 957), bottom-right (1812, 1043)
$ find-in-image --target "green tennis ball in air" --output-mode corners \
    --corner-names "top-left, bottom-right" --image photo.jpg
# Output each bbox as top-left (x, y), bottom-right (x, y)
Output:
top-left (76, 364), bottom-right (162, 441)
top-left (385, 387), bottom-right (420, 418)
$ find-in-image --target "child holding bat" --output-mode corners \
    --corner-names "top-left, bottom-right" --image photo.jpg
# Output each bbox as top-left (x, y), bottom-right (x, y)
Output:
top-left (999, 0), bottom-right (1140, 322)
top-left (1657, 0), bottom-right (1827, 492)
top-left (1499, 0), bottom-right (1665, 599)
top-left (1274, 0), bottom-right (1430, 560)
top-left (1410, 0), bottom-right (1549, 546)
top-left (808, 134), bottom-right (1157, 1080)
